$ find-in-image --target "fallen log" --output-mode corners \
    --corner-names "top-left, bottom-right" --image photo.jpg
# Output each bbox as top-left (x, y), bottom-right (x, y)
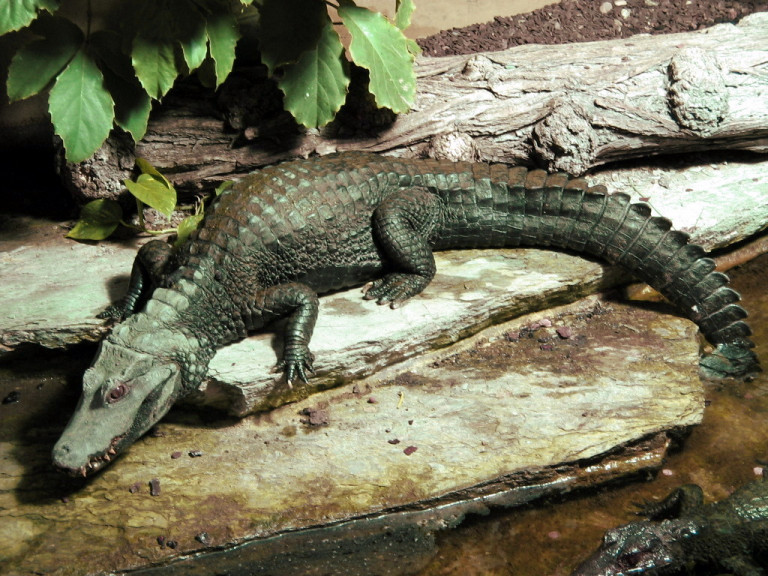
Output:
top-left (58, 13), bottom-right (768, 203)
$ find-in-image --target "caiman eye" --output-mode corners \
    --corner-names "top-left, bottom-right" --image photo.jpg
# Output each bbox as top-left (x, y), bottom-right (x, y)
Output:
top-left (106, 382), bottom-right (129, 404)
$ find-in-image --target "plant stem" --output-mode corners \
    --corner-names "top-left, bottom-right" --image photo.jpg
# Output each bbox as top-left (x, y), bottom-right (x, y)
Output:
top-left (136, 198), bottom-right (145, 230)
top-left (86, 0), bottom-right (92, 38)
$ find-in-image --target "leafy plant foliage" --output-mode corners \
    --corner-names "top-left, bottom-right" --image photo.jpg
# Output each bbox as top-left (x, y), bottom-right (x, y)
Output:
top-left (1, 0), bottom-right (417, 163)
top-left (67, 158), bottom-right (230, 241)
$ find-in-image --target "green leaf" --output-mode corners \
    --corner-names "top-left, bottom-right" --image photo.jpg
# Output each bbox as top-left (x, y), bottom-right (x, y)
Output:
top-left (174, 212), bottom-right (204, 246)
top-left (48, 47), bottom-right (115, 163)
top-left (124, 173), bottom-right (177, 218)
top-left (279, 19), bottom-right (350, 128)
top-left (255, 0), bottom-right (325, 74)
top-left (206, 9), bottom-right (239, 87)
top-left (215, 180), bottom-right (234, 196)
top-left (135, 158), bottom-right (173, 188)
top-left (0, 0), bottom-right (60, 35)
top-left (177, 3), bottom-right (208, 72)
top-left (132, 35), bottom-right (179, 99)
top-left (337, 2), bottom-right (415, 114)
top-left (67, 199), bottom-right (123, 241)
top-left (405, 38), bottom-right (422, 57)
top-left (90, 31), bottom-right (152, 141)
top-left (6, 15), bottom-right (82, 101)
top-left (101, 67), bottom-right (152, 141)
top-left (394, 0), bottom-right (415, 31)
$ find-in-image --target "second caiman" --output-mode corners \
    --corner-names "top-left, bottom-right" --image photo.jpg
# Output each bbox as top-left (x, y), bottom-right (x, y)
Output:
top-left (571, 470), bottom-right (768, 575)
top-left (52, 152), bottom-right (759, 476)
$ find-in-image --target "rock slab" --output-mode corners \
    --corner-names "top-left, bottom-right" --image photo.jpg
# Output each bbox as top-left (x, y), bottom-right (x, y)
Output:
top-left (0, 295), bottom-right (702, 576)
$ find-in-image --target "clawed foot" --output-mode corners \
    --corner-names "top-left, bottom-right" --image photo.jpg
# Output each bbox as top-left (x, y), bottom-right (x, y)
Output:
top-left (97, 304), bottom-right (129, 321)
top-left (274, 347), bottom-right (315, 387)
top-left (700, 342), bottom-right (760, 379)
top-left (362, 273), bottom-right (426, 308)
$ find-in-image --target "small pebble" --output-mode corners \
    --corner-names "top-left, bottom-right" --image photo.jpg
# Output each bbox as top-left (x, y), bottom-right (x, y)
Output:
top-left (2, 391), bottom-right (20, 404)
top-left (661, 468), bottom-right (674, 476)
top-left (388, 438), bottom-right (401, 445)
top-left (149, 478), bottom-right (161, 496)
top-left (599, 2), bottom-right (613, 14)
top-left (129, 482), bottom-right (142, 494)
top-left (754, 466), bottom-right (764, 476)
top-left (620, 8), bottom-right (631, 19)
top-left (166, 540), bottom-right (177, 549)
top-left (367, 397), bottom-right (378, 404)
top-left (556, 326), bottom-right (573, 339)
top-left (157, 535), bottom-right (166, 547)
top-left (403, 446), bottom-right (418, 456)
top-left (547, 531), bottom-right (560, 539)
top-left (171, 451), bottom-right (183, 459)
top-left (189, 450), bottom-right (204, 458)
top-left (195, 532), bottom-right (212, 545)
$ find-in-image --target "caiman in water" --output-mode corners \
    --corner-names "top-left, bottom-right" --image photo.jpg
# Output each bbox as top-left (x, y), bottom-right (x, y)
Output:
top-left (571, 470), bottom-right (768, 575)
top-left (51, 152), bottom-right (759, 476)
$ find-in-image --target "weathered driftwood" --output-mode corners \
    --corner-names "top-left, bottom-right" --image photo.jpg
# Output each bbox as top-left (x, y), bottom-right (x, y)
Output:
top-left (59, 13), bottom-right (768, 202)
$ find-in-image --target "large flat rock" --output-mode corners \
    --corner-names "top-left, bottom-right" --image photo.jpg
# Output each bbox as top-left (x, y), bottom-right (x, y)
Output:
top-left (0, 295), bottom-right (702, 576)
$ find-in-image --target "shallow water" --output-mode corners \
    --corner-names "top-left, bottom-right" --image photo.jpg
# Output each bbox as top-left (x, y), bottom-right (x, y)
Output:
top-left (416, 250), bottom-right (768, 576)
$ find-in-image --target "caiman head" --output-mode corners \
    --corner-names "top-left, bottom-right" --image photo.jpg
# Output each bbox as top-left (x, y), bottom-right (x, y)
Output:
top-left (52, 332), bottom-right (186, 477)
top-left (570, 518), bottom-right (699, 576)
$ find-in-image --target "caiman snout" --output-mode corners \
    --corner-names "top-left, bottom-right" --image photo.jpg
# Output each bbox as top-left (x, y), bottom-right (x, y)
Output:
top-left (51, 337), bottom-right (184, 477)
top-left (52, 436), bottom-right (120, 477)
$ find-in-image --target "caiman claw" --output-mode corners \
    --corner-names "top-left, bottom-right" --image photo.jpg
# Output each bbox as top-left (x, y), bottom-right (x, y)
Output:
top-left (275, 347), bottom-right (315, 387)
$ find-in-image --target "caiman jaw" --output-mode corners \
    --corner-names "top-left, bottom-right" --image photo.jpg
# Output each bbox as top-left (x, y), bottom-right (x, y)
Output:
top-left (55, 435), bottom-right (125, 478)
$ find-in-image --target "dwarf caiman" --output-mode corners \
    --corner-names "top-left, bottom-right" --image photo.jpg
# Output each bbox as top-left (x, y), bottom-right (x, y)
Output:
top-left (52, 152), bottom-right (758, 476)
top-left (571, 470), bottom-right (768, 575)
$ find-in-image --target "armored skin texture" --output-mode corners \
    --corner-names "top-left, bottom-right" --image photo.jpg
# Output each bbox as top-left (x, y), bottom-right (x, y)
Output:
top-left (571, 470), bottom-right (768, 575)
top-left (52, 152), bottom-right (758, 476)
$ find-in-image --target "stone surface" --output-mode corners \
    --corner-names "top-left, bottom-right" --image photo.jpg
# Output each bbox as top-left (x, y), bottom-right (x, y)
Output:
top-left (0, 295), bottom-right (702, 576)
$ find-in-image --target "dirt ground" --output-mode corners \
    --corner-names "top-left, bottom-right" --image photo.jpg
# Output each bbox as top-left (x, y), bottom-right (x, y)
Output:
top-left (418, 0), bottom-right (768, 55)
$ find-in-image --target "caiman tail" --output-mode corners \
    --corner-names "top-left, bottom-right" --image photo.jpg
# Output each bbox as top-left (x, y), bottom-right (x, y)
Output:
top-left (425, 163), bottom-right (757, 377)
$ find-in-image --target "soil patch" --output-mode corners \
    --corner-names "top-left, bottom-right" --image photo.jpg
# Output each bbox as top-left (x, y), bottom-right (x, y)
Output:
top-left (418, 0), bottom-right (768, 56)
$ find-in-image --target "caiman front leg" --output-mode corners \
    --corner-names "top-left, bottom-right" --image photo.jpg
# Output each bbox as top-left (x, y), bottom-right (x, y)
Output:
top-left (251, 282), bottom-right (320, 384)
top-left (363, 187), bottom-right (443, 307)
top-left (99, 239), bottom-right (176, 320)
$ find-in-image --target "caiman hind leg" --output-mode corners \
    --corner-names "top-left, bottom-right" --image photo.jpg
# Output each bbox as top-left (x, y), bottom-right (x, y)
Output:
top-left (249, 282), bottom-right (319, 384)
top-left (99, 239), bottom-right (176, 320)
top-left (363, 187), bottom-right (443, 307)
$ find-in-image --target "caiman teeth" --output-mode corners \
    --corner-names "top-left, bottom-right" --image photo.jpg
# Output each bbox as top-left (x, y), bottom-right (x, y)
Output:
top-left (81, 466), bottom-right (87, 478)
top-left (108, 448), bottom-right (117, 455)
